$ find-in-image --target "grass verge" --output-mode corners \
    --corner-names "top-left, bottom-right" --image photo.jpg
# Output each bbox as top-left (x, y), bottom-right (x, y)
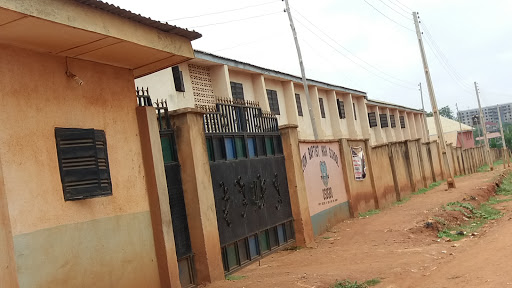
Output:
top-left (332, 278), bottom-right (381, 288)
top-left (226, 275), bottom-right (246, 281)
top-left (359, 209), bottom-right (380, 218)
top-left (478, 159), bottom-right (506, 172)
top-left (412, 180), bottom-right (445, 195)
top-left (393, 196), bottom-right (410, 206)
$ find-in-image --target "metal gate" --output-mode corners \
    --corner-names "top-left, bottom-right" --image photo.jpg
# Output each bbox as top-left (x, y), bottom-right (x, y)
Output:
top-left (137, 89), bottom-right (195, 287)
top-left (203, 98), bottom-right (295, 273)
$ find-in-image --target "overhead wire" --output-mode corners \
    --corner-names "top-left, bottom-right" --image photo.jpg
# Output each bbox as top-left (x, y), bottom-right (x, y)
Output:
top-left (291, 15), bottom-right (417, 90)
top-left (376, 0), bottom-right (411, 20)
top-left (164, 1), bottom-right (278, 21)
top-left (387, 0), bottom-right (411, 15)
top-left (189, 11), bottom-right (284, 29)
top-left (362, 0), bottom-right (415, 32)
top-left (394, 0), bottom-right (413, 12)
top-left (291, 6), bottom-right (417, 88)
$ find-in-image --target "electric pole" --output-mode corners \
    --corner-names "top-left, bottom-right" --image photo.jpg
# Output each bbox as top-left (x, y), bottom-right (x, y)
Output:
top-left (284, 0), bottom-right (318, 139)
top-left (474, 82), bottom-right (493, 171)
top-left (496, 104), bottom-right (509, 168)
top-left (419, 82), bottom-right (430, 141)
top-left (413, 12), bottom-right (455, 188)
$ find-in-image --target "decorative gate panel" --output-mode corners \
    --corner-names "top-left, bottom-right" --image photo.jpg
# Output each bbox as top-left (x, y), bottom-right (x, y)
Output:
top-left (204, 98), bottom-right (295, 273)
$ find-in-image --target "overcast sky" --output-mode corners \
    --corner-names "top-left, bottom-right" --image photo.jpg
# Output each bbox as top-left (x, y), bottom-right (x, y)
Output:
top-left (106, 0), bottom-right (511, 113)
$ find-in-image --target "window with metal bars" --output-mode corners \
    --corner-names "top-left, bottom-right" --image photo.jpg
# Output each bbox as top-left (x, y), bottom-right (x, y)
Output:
top-left (399, 116), bottom-right (406, 128)
top-left (337, 99), bottom-right (346, 119)
top-left (380, 113), bottom-right (389, 128)
top-left (368, 112), bottom-right (377, 128)
top-left (390, 114), bottom-right (396, 128)
top-left (55, 128), bottom-right (112, 201)
top-left (295, 93), bottom-right (303, 116)
top-left (266, 89), bottom-right (280, 115)
top-left (230, 81), bottom-right (244, 100)
top-left (319, 98), bottom-right (326, 118)
top-left (353, 102), bottom-right (357, 120)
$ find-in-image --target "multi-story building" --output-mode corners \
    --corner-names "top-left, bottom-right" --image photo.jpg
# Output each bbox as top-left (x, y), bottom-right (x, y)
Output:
top-left (458, 103), bottom-right (512, 132)
top-left (136, 50), bottom-right (428, 146)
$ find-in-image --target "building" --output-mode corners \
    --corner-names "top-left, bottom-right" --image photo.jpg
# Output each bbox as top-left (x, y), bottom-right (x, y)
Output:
top-left (426, 116), bottom-right (475, 149)
top-left (458, 103), bottom-right (512, 132)
top-left (136, 50), bottom-right (428, 146)
top-left (0, 0), bottom-right (201, 287)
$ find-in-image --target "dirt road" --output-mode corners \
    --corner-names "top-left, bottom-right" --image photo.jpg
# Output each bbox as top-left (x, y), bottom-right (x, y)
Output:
top-left (206, 169), bottom-right (512, 288)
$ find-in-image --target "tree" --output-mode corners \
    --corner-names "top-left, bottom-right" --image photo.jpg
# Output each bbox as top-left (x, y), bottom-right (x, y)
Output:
top-left (425, 106), bottom-right (455, 120)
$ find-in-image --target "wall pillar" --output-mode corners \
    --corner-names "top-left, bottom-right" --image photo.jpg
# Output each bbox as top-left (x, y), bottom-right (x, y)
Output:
top-left (343, 94), bottom-right (358, 137)
top-left (170, 108), bottom-right (224, 284)
top-left (136, 106), bottom-right (181, 288)
top-left (326, 90), bottom-right (343, 138)
top-left (210, 64), bottom-right (231, 99)
top-left (252, 74), bottom-right (269, 110)
top-left (282, 81), bottom-right (299, 126)
top-left (279, 125), bottom-right (315, 247)
top-left (308, 86), bottom-right (325, 138)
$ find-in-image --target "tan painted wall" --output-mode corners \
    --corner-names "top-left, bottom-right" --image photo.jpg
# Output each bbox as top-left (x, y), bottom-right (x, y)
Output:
top-left (407, 140), bottom-right (424, 192)
top-left (295, 85), bottom-right (315, 140)
top-left (317, 89), bottom-right (333, 138)
top-left (265, 78), bottom-right (289, 125)
top-left (228, 70), bottom-right (256, 101)
top-left (370, 145), bottom-right (396, 208)
top-left (0, 44), bottom-right (159, 286)
top-left (390, 142), bottom-right (412, 195)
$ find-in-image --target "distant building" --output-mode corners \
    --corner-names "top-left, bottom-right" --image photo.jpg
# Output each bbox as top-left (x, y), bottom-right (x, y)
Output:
top-left (426, 116), bottom-right (475, 149)
top-left (457, 103), bottom-right (512, 132)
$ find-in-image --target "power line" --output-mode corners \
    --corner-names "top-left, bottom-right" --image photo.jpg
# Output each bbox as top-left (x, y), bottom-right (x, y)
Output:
top-left (376, 0), bottom-right (411, 20)
top-left (387, 0), bottom-right (411, 14)
top-left (292, 16), bottom-right (417, 90)
top-left (291, 7), bottom-right (416, 87)
top-left (189, 11), bottom-right (284, 29)
top-left (164, 1), bottom-right (277, 21)
top-left (362, 0), bottom-right (415, 32)
top-left (394, 0), bottom-right (412, 12)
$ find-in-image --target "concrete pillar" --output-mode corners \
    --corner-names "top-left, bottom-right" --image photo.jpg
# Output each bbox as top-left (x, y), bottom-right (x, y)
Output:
top-left (170, 108), bottom-right (224, 284)
top-left (343, 94), bottom-right (358, 138)
top-left (282, 81), bottom-right (299, 126)
top-left (252, 74), bottom-right (269, 110)
top-left (372, 106), bottom-right (385, 145)
top-left (357, 97), bottom-right (371, 139)
top-left (309, 86), bottom-right (325, 138)
top-left (401, 111), bottom-right (411, 139)
top-left (326, 90), bottom-right (343, 138)
top-left (136, 106), bottom-right (181, 288)
top-left (210, 64), bottom-right (231, 99)
top-left (393, 109), bottom-right (404, 141)
top-left (279, 125), bottom-right (315, 247)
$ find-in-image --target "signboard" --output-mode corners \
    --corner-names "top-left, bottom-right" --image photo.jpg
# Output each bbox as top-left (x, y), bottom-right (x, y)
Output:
top-left (300, 142), bottom-right (348, 216)
top-left (351, 146), bottom-right (366, 181)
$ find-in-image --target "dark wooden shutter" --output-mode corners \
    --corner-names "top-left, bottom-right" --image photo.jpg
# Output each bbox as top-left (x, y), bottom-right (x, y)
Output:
top-left (295, 94), bottom-right (303, 116)
top-left (337, 99), bottom-right (346, 119)
top-left (380, 114), bottom-right (389, 128)
top-left (390, 114), bottom-right (396, 128)
top-left (266, 89), bottom-right (280, 115)
top-left (368, 112), bottom-right (377, 128)
top-left (230, 82), bottom-right (244, 100)
top-left (55, 128), bottom-right (112, 201)
top-left (319, 98), bottom-right (326, 118)
top-left (400, 116), bottom-right (406, 128)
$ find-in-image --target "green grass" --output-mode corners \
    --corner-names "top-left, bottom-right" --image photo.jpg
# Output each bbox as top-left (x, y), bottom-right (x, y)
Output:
top-left (359, 209), bottom-right (380, 218)
top-left (393, 196), bottom-right (410, 206)
top-left (332, 278), bottom-right (381, 288)
top-left (478, 159), bottom-right (506, 172)
top-left (226, 275), bottom-right (246, 281)
top-left (487, 196), bottom-right (512, 205)
top-left (497, 175), bottom-right (512, 196)
top-left (412, 180), bottom-right (445, 195)
top-left (438, 200), bottom-right (504, 241)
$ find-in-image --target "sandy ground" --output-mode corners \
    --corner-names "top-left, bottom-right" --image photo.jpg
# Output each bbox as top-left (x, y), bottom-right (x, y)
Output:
top-left (205, 168), bottom-right (512, 288)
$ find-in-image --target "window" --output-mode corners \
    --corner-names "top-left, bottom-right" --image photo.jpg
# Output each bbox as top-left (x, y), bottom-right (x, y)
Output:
top-left (266, 89), bottom-right (280, 115)
top-left (319, 98), bottom-right (326, 118)
top-left (380, 113), bottom-right (389, 128)
top-left (337, 99), bottom-right (346, 119)
top-left (353, 102), bottom-right (357, 120)
top-left (295, 93), bottom-right (303, 116)
top-left (368, 112), bottom-right (377, 128)
top-left (230, 82), bottom-right (244, 100)
top-left (399, 116), bottom-right (406, 128)
top-left (390, 114), bottom-right (396, 128)
top-left (55, 128), bottom-right (112, 201)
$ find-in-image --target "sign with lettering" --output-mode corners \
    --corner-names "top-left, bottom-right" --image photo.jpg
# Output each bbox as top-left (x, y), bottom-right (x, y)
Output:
top-left (351, 146), bottom-right (366, 181)
top-left (299, 141), bottom-right (347, 216)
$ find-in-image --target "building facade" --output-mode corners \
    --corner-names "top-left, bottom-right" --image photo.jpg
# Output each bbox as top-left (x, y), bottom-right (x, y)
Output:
top-left (458, 103), bottom-right (512, 132)
top-left (136, 51), bottom-right (428, 146)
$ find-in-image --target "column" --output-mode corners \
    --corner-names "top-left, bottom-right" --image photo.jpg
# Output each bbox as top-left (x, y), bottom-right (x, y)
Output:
top-left (308, 86), bottom-right (325, 138)
top-left (326, 90), bottom-right (343, 138)
top-left (210, 64), bottom-right (231, 99)
top-left (279, 125), bottom-right (315, 247)
top-left (170, 108), bottom-right (224, 284)
top-left (252, 74), bottom-right (270, 110)
top-left (282, 81), bottom-right (299, 126)
top-left (136, 106), bottom-right (181, 288)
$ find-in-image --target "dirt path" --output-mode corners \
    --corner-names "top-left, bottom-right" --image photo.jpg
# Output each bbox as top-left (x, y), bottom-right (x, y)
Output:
top-left (205, 169), bottom-right (512, 288)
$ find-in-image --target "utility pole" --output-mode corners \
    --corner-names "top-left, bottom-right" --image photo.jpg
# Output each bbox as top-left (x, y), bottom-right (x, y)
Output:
top-left (413, 12), bottom-right (455, 188)
top-left (474, 82), bottom-right (493, 171)
top-left (419, 82), bottom-right (430, 141)
top-left (496, 104), bottom-right (509, 168)
top-left (284, 0), bottom-right (318, 140)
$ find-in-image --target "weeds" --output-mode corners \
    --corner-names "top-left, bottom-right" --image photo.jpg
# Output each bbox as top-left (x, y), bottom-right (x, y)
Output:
top-left (393, 196), bottom-right (410, 206)
top-left (412, 180), bottom-right (445, 195)
top-left (497, 175), bottom-right (512, 196)
top-left (359, 209), bottom-right (380, 218)
top-left (332, 278), bottom-right (381, 288)
top-left (226, 275), bottom-right (246, 281)
top-left (478, 159), bottom-right (506, 172)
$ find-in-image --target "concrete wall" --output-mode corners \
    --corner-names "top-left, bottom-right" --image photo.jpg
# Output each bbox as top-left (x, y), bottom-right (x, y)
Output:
top-left (407, 140), bottom-right (424, 192)
top-left (421, 143), bottom-right (434, 184)
top-left (390, 142), bottom-right (412, 195)
top-left (370, 145), bottom-right (396, 208)
top-left (429, 142), bottom-right (443, 181)
top-left (0, 44), bottom-right (159, 287)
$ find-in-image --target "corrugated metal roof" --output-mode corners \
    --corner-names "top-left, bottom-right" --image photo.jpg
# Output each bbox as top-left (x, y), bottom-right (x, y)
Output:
top-left (74, 0), bottom-right (202, 41)
top-left (366, 99), bottom-right (423, 113)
